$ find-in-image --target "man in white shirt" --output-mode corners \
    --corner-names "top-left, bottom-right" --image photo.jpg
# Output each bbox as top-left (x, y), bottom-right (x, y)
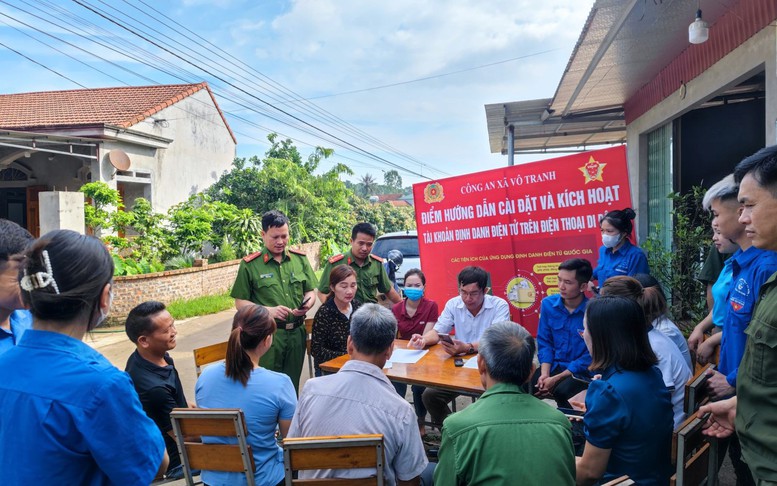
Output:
top-left (409, 266), bottom-right (511, 425)
top-left (288, 304), bottom-right (431, 486)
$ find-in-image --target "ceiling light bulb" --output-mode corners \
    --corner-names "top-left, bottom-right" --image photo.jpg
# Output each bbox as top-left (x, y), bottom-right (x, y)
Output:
top-left (689, 9), bottom-right (709, 44)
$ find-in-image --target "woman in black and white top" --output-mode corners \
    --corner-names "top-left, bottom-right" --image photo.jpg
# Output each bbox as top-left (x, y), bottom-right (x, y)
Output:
top-left (311, 265), bottom-right (361, 375)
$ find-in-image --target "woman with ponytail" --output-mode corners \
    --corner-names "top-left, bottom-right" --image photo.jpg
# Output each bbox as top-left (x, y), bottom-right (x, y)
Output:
top-left (196, 304), bottom-right (297, 486)
top-left (0, 230), bottom-right (168, 484)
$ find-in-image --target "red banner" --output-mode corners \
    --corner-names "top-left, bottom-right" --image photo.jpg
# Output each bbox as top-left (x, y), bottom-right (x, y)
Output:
top-left (413, 146), bottom-right (632, 335)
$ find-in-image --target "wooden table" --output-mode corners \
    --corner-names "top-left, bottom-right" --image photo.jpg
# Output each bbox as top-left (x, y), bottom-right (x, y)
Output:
top-left (319, 340), bottom-right (485, 395)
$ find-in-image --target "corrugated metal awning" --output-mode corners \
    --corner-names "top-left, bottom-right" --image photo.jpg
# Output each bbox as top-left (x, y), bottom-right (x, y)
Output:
top-left (486, 0), bottom-right (747, 154)
top-left (485, 98), bottom-right (625, 154)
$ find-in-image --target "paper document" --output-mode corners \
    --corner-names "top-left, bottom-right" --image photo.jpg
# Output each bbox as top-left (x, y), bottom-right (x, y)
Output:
top-left (463, 357), bottom-right (479, 369)
top-left (383, 361), bottom-right (393, 369)
top-left (388, 348), bottom-right (428, 364)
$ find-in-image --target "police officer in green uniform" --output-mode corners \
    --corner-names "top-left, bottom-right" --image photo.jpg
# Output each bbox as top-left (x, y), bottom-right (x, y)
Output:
top-left (231, 210), bottom-right (316, 392)
top-left (317, 222), bottom-right (402, 305)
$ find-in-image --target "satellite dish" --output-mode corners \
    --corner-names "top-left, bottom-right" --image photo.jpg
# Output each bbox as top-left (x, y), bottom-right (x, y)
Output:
top-left (108, 149), bottom-right (131, 171)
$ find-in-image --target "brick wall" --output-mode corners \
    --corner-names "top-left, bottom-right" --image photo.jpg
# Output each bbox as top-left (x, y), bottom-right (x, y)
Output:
top-left (110, 259), bottom-right (241, 321)
top-left (110, 241), bottom-right (321, 322)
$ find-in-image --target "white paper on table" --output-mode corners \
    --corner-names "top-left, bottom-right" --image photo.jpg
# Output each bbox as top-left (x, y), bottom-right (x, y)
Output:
top-left (383, 361), bottom-right (393, 369)
top-left (463, 357), bottom-right (479, 369)
top-left (388, 348), bottom-right (428, 364)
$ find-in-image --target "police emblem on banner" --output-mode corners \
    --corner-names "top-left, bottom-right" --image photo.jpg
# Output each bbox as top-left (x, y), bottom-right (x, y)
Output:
top-left (579, 156), bottom-right (606, 183)
top-left (424, 182), bottom-right (444, 203)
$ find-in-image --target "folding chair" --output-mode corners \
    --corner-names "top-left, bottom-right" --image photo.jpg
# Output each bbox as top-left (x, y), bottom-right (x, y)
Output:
top-left (670, 414), bottom-right (718, 486)
top-left (684, 364), bottom-right (714, 417)
top-left (305, 317), bottom-right (314, 378)
top-left (170, 408), bottom-right (256, 486)
top-left (193, 341), bottom-right (228, 377)
top-left (282, 434), bottom-right (385, 486)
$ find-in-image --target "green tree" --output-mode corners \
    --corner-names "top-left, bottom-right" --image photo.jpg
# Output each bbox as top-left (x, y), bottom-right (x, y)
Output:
top-left (207, 134), bottom-right (355, 249)
top-left (360, 174), bottom-right (377, 196)
top-left (80, 181), bottom-right (125, 236)
top-left (383, 170), bottom-right (402, 191)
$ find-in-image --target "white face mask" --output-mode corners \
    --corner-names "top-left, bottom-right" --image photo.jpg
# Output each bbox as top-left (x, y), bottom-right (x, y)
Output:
top-left (92, 289), bottom-right (113, 330)
top-left (602, 233), bottom-right (623, 249)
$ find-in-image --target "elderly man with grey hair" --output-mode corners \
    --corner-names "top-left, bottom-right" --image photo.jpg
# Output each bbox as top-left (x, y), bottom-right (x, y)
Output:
top-left (287, 304), bottom-right (432, 486)
top-left (434, 322), bottom-right (575, 486)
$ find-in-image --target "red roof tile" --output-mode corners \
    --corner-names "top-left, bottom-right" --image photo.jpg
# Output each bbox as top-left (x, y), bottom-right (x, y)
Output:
top-left (0, 82), bottom-right (236, 143)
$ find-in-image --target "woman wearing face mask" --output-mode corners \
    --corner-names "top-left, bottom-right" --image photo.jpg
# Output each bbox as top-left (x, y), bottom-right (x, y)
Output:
top-left (310, 265), bottom-right (361, 376)
top-left (589, 208), bottom-right (649, 291)
top-left (392, 268), bottom-right (439, 435)
top-left (0, 230), bottom-right (168, 484)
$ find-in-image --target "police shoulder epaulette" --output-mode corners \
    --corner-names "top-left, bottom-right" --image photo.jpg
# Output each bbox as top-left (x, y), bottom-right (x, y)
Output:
top-left (243, 251), bottom-right (262, 263)
top-left (369, 254), bottom-right (384, 263)
top-left (288, 247), bottom-right (307, 256)
top-left (328, 254), bottom-right (345, 264)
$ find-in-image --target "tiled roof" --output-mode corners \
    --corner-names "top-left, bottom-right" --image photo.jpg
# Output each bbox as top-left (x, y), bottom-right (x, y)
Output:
top-left (0, 82), bottom-right (236, 143)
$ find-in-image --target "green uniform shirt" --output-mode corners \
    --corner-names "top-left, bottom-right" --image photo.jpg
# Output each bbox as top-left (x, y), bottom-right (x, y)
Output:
top-left (231, 247), bottom-right (317, 324)
top-left (736, 270), bottom-right (777, 482)
top-left (317, 249), bottom-right (392, 304)
top-left (434, 382), bottom-right (575, 486)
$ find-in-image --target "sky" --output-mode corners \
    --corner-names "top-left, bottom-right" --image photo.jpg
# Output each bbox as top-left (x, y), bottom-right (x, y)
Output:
top-left (0, 0), bottom-right (595, 187)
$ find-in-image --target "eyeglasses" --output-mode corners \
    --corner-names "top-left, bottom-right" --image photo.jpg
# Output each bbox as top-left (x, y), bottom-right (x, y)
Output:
top-left (459, 289), bottom-right (483, 299)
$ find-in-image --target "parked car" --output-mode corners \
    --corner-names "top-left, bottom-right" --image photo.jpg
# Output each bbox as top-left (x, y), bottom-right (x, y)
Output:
top-left (372, 230), bottom-right (420, 289)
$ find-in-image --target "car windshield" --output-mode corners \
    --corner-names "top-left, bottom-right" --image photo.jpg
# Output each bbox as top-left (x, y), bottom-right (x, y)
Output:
top-left (372, 237), bottom-right (419, 258)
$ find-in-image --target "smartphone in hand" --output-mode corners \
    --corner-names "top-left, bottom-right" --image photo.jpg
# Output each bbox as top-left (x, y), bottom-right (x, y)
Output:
top-left (297, 296), bottom-right (311, 310)
top-left (438, 333), bottom-right (454, 345)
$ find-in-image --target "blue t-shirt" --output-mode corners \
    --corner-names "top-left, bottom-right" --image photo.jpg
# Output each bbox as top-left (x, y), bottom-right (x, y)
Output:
top-left (584, 365), bottom-right (673, 486)
top-left (711, 258), bottom-right (734, 327)
top-left (536, 294), bottom-right (591, 376)
top-left (0, 329), bottom-right (164, 485)
top-left (592, 239), bottom-right (650, 285)
top-left (719, 247), bottom-right (777, 387)
top-left (196, 362), bottom-right (297, 486)
top-left (0, 309), bottom-right (32, 356)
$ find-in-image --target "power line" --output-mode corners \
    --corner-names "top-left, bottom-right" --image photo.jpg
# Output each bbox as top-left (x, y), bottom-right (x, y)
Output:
top-left (0, 39), bottom-right (86, 88)
top-left (128, 0), bottom-right (447, 176)
top-left (1, 0), bottom-right (413, 177)
top-left (71, 0), bottom-right (432, 180)
top-left (297, 49), bottom-right (562, 101)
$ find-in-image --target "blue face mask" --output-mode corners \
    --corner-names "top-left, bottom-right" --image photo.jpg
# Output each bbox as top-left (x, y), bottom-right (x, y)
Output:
top-left (404, 287), bottom-right (424, 301)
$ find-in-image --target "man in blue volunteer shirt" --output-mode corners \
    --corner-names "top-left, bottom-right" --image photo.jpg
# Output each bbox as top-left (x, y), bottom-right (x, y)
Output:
top-left (0, 219), bottom-right (34, 356)
top-left (532, 258), bottom-right (592, 408)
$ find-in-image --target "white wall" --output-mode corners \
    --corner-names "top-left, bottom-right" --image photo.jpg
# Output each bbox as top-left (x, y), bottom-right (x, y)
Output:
top-left (626, 25), bottom-right (777, 239)
top-left (99, 88), bottom-right (236, 213)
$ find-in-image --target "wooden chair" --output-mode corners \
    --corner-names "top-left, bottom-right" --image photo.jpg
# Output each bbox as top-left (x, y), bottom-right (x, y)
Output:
top-left (282, 434), bottom-right (385, 486)
top-left (170, 408), bottom-right (256, 486)
top-left (305, 317), bottom-right (314, 378)
top-left (193, 341), bottom-right (228, 377)
top-left (684, 364), bottom-right (714, 417)
top-left (602, 476), bottom-right (634, 486)
top-left (670, 414), bottom-right (718, 486)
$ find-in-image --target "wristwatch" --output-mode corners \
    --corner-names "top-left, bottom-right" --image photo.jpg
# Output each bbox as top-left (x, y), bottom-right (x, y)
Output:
top-left (467, 343), bottom-right (476, 355)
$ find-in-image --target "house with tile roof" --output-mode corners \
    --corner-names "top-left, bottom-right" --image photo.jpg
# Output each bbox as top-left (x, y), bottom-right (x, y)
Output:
top-left (0, 82), bottom-right (236, 236)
